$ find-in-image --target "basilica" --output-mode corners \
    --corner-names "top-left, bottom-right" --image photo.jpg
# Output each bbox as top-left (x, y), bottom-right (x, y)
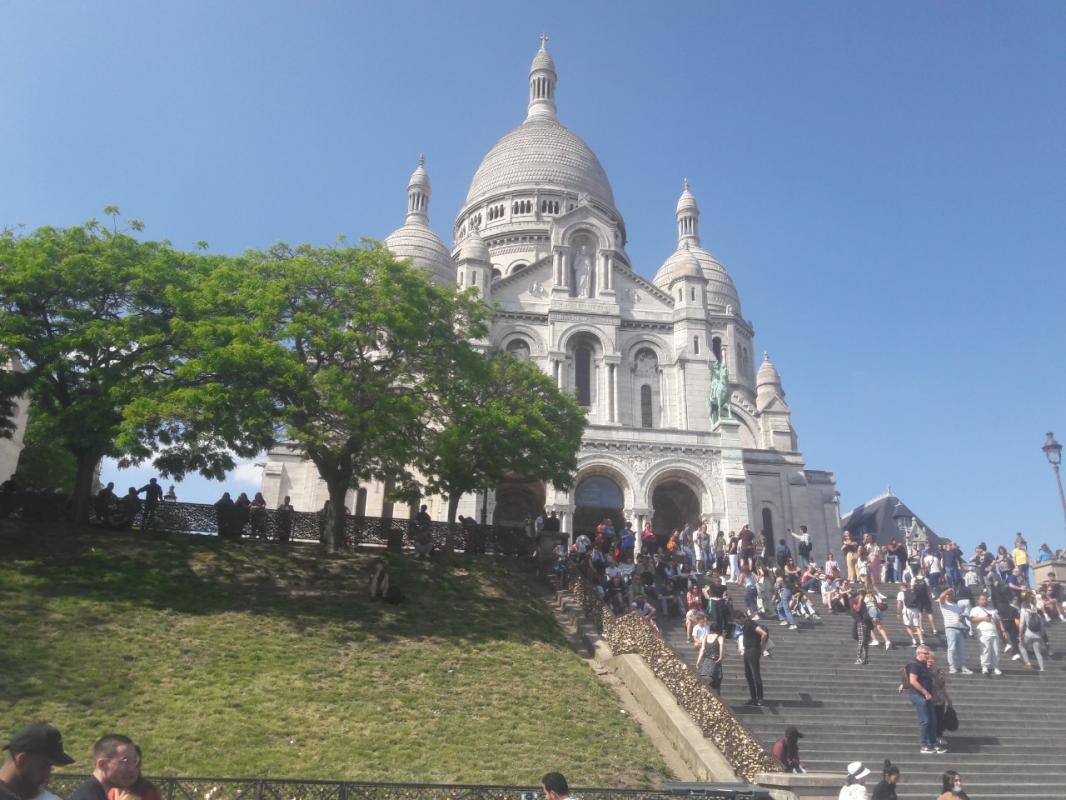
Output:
top-left (261, 38), bottom-right (842, 558)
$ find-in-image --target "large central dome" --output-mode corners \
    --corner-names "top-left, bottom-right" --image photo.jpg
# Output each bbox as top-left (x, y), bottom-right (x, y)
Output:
top-left (464, 116), bottom-right (615, 208)
top-left (457, 38), bottom-right (622, 237)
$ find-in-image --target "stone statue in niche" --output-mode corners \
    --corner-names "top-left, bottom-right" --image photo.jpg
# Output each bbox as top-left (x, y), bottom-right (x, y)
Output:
top-left (573, 244), bottom-right (593, 298)
top-left (528, 280), bottom-right (545, 297)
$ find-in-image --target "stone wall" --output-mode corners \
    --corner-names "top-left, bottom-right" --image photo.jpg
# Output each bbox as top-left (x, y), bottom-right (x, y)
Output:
top-left (573, 576), bottom-right (779, 782)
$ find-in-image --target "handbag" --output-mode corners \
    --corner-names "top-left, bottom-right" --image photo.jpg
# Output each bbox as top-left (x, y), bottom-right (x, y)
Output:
top-left (943, 702), bottom-right (959, 732)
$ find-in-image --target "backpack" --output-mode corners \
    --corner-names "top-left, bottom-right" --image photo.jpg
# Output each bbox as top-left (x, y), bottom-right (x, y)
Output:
top-left (1027, 610), bottom-right (1043, 632)
top-left (798, 539), bottom-right (812, 558)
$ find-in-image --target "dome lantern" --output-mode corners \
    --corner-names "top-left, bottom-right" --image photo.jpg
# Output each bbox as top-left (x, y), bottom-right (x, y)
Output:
top-left (406, 154), bottom-right (431, 223)
top-left (528, 33), bottom-right (557, 120)
top-left (676, 177), bottom-right (700, 246)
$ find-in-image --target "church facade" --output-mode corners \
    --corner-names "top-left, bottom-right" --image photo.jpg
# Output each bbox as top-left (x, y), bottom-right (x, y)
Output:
top-left (261, 39), bottom-right (842, 558)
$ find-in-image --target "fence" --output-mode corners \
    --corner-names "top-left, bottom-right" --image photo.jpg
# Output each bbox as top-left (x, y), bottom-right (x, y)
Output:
top-left (46, 776), bottom-right (770, 800)
top-left (567, 573), bottom-right (780, 784)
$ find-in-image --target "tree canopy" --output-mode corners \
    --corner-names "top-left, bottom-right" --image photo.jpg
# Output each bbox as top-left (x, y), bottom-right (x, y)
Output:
top-left (420, 351), bottom-right (586, 524)
top-left (136, 240), bottom-right (489, 548)
top-left (0, 214), bottom-right (207, 521)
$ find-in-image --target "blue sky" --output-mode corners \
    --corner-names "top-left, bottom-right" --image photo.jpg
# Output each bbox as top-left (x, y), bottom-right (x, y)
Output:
top-left (3, 2), bottom-right (1064, 552)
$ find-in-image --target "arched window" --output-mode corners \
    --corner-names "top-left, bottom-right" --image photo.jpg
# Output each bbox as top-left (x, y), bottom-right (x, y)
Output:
top-left (506, 338), bottom-right (531, 360)
top-left (690, 287), bottom-right (696, 301)
top-left (575, 346), bottom-right (592, 407)
top-left (693, 336), bottom-right (700, 355)
top-left (640, 384), bottom-right (653, 428)
top-left (491, 268), bottom-right (502, 281)
top-left (712, 337), bottom-right (722, 362)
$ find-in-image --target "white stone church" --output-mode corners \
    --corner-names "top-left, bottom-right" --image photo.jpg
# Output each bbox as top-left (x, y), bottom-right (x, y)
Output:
top-left (261, 38), bottom-right (842, 557)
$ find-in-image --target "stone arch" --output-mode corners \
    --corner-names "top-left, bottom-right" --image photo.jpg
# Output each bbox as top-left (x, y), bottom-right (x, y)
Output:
top-left (727, 402), bottom-right (759, 449)
top-left (495, 324), bottom-right (547, 357)
top-left (640, 460), bottom-right (724, 523)
top-left (571, 460), bottom-right (636, 537)
top-left (558, 324), bottom-right (611, 354)
top-left (644, 466), bottom-right (709, 539)
top-left (621, 335), bottom-right (670, 364)
top-left (555, 219), bottom-right (613, 252)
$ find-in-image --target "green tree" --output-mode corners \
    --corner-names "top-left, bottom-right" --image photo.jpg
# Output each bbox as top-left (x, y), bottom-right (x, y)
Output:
top-left (420, 351), bottom-right (586, 525)
top-left (12, 411), bottom-right (77, 491)
top-left (137, 240), bottom-right (486, 550)
top-left (0, 214), bottom-right (209, 522)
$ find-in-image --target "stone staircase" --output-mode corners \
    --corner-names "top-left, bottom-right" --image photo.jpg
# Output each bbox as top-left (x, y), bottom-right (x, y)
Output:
top-left (661, 583), bottom-right (1066, 800)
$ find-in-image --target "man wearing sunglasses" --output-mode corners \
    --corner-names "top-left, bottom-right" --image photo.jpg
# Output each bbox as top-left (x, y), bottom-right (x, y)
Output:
top-left (70, 735), bottom-right (139, 800)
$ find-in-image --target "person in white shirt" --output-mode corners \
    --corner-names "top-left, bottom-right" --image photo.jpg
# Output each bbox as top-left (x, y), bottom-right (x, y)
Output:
top-left (968, 593), bottom-right (1004, 675)
top-left (938, 589), bottom-right (971, 674)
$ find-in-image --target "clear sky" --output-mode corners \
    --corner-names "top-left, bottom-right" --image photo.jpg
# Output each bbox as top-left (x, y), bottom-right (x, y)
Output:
top-left (3, 2), bottom-right (1064, 553)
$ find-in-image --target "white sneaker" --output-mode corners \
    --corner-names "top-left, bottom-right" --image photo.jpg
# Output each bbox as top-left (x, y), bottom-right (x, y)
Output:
top-left (1012, 653), bottom-right (1021, 661)
top-left (1004, 643), bottom-right (1013, 652)
top-left (993, 668), bottom-right (1002, 675)
top-left (981, 668), bottom-right (989, 674)
top-left (780, 620), bottom-right (789, 626)
top-left (788, 624), bottom-right (798, 630)
top-left (948, 668), bottom-right (959, 674)
top-left (961, 667), bottom-right (974, 674)
top-left (885, 640), bottom-right (892, 650)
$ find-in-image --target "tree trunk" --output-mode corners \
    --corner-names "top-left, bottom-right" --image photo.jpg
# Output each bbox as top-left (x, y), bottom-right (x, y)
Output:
top-left (447, 492), bottom-right (462, 524)
top-left (325, 478), bottom-right (349, 552)
top-left (69, 450), bottom-right (101, 525)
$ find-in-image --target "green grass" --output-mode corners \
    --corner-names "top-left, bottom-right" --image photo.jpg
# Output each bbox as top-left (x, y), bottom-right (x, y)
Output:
top-left (0, 523), bottom-right (670, 786)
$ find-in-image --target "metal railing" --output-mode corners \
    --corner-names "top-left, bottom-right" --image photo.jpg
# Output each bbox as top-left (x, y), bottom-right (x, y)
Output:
top-left (69, 498), bottom-right (533, 554)
top-left (46, 776), bottom-right (770, 800)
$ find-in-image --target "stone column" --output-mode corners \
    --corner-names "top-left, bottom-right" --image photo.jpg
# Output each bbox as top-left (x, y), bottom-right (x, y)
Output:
top-left (659, 368), bottom-right (667, 427)
top-left (604, 354), bottom-right (621, 424)
top-left (599, 250), bottom-right (615, 296)
top-left (678, 361), bottom-right (689, 429)
top-left (552, 246), bottom-right (569, 294)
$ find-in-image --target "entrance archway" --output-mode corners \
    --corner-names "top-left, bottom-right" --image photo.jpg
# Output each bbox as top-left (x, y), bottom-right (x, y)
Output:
top-left (573, 474), bottom-right (624, 537)
top-left (493, 479), bottom-right (545, 528)
top-left (651, 480), bottom-right (701, 539)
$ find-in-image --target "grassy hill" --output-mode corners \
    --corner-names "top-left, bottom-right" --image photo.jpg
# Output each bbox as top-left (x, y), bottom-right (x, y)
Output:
top-left (0, 524), bottom-right (670, 786)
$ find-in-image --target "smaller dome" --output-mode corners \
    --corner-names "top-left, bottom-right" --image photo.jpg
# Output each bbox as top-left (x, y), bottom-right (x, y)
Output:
top-left (385, 222), bottom-right (454, 287)
top-left (458, 226), bottom-right (490, 263)
top-left (676, 178), bottom-right (698, 214)
top-left (757, 352), bottom-right (782, 387)
top-left (668, 245), bottom-right (703, 283)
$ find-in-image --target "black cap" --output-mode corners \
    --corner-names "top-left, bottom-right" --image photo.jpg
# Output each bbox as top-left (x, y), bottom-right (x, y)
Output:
top-left (3, 723), bottom-right (76, 765)
top-left (785, 726), bottom-right (803, 739)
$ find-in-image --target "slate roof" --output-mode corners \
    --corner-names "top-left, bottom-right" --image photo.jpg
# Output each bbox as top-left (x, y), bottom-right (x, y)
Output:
top-left (839, 491), bottom-right (945, 547)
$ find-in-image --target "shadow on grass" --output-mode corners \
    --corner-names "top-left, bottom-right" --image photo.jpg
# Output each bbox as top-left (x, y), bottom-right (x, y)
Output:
top-left (0, 522), bottom-right (569, 648)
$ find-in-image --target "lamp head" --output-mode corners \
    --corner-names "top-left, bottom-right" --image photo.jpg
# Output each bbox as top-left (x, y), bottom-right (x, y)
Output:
top-left (1043, 432), bottom-right (1063, 466)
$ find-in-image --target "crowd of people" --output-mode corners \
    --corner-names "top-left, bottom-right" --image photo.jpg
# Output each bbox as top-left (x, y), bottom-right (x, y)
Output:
top-left (0, 726), bottom-right (158, 800)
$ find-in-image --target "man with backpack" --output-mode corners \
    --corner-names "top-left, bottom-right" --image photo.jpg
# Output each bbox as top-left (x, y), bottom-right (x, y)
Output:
top-left (775, 538), bottom-right (792, 571)
top-left (790, 525), bottom-right (813, 568)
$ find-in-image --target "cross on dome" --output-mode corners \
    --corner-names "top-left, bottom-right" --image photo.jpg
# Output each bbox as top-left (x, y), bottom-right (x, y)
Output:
top-left (539, 32), bottom-right (549, 48)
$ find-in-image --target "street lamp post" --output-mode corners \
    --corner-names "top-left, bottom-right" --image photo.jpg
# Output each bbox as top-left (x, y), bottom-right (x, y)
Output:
top-left (1042, 432), bottom-right (1066, 534)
